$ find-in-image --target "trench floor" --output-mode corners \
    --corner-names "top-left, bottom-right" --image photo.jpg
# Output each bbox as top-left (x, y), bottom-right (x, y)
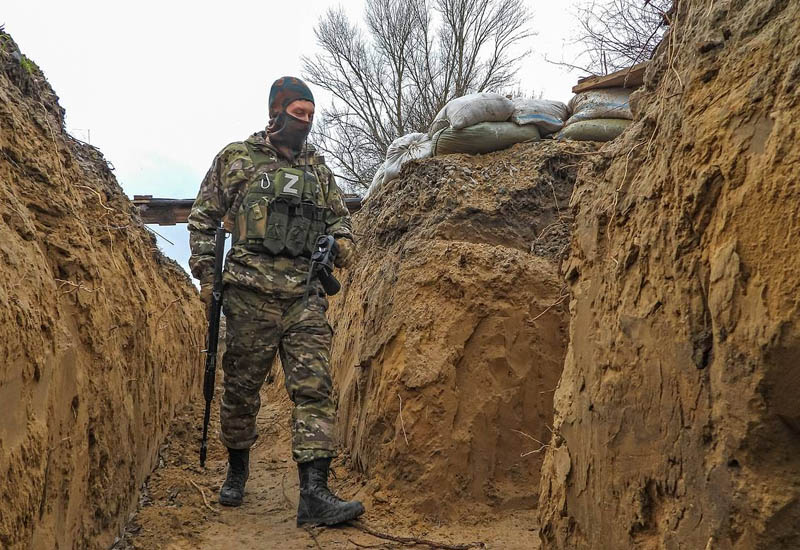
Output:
top-left (114, 385), bottom-right (539, 550)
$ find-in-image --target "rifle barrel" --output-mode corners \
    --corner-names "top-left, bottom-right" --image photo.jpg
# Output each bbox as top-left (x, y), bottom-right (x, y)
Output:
top-left (200, 227), bottom-right (226, 467)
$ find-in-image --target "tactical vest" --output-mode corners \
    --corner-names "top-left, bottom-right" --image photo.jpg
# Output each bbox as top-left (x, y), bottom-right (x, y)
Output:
top-left (231, 142), bottom-right (329, 257)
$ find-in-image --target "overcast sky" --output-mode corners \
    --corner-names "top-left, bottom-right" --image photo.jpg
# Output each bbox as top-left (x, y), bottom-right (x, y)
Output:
top-left (3, 0), bottom-right (586, 279)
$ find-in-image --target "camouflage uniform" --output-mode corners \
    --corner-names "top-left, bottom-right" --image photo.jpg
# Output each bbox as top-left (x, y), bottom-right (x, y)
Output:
top-left (188, 131), bottom-right (353, 462)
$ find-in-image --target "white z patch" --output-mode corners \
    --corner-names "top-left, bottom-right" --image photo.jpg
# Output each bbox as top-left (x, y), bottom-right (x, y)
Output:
top-left (284, 173), bottom-right (300, 195)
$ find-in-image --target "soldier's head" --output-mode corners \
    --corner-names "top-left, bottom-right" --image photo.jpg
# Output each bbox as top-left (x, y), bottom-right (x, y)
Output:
top-left (267, 76), bottom-right (315, 159)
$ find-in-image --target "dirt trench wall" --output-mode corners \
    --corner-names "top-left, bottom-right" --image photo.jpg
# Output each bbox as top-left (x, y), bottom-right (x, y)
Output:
top-left (328, 141), bottom-right (595, 518)
top-left (538, 1), bottom-right (800, 548)
top-left (0, 34), bottom-right (205, 549)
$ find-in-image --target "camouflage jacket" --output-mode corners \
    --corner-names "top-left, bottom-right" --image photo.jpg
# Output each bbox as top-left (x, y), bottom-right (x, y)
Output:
top-left (188, 131), bottom-right (354, 297)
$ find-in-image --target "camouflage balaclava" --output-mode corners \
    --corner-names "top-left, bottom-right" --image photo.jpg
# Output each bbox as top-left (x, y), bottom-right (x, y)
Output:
top-left (266, 76), bottom-right (315, 161)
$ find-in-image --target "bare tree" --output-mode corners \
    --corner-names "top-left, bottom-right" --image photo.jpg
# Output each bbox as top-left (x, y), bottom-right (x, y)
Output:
top-left (303, 0), bottom-right (531, 190)
top-left (569, 0), bottom-right (673, 75)
top-left (550, 0), bottom-right (672, 76)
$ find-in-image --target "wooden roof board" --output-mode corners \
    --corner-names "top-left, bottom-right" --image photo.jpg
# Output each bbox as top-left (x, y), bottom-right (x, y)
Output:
top-left (132, 194), bottom-right (363, 226)
top-left (572, 62), bottom-right (648, 94)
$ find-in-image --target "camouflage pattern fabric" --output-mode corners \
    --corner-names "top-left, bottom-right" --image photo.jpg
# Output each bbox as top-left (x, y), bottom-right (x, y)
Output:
top-left (187, 131), bottom-right (353, 296)
top-left (220, 284), bottom-right (336, 462)
top-left (188, 131), bottom-right (354, 463)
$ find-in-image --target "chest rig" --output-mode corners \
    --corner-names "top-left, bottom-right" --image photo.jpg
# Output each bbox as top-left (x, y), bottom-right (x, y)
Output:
top-left (232, 142), bottom-right (329, 258)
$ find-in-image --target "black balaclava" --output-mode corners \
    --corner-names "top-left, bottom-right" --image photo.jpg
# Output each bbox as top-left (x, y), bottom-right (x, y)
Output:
top-left (266, 76), bottom-right (315, 161)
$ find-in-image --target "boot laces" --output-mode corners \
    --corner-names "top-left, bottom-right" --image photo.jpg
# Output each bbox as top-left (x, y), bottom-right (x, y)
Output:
top-left (317, 485), bottom-right (345, 504)
top-left (225, 463), bottom-right (247, 487)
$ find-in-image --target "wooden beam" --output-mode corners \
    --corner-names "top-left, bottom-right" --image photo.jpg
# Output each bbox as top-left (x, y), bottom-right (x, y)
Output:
top-left (343, 195), bottom-right (363, 214)
top-left (132, 194), bottom-right (363, 226)
top-left (132, 196), bottom-right (194, 225)
top-left (572, 62), bottom-right (648, 94)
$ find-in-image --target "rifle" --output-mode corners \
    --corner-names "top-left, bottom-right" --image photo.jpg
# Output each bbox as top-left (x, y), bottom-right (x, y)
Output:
top-left (200, 226), bottom-right (226, 467)
top-left (303, 235), bottom-right (341, 306)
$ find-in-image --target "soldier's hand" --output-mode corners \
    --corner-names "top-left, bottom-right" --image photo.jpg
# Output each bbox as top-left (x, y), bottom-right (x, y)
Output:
top-left (334, 237), bottom-right (356, 269)
top-left (199, 277), bottom-right (213, 307)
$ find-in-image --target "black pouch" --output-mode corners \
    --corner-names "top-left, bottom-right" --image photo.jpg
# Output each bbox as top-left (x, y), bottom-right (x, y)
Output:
top-left (286, 203), bottom-right (315, 257)
top-left (263, 199), bottom-right (290, 255)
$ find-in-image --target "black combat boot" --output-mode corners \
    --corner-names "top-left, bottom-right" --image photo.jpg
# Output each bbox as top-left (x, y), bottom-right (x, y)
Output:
top-left (219, 448), bottom-right (249, 506)
top-left (296, 458), bottom-right (365, 526)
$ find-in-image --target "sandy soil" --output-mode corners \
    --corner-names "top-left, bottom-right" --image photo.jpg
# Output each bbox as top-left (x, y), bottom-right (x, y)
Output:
top-left (116, 382), bottom-right (541, 550)
top-left (0, 31), bottom-right (205, 550)
top-left (538, 0), bottom-right (800, 547)
top-left (328, 141), bottom-right (596, 523)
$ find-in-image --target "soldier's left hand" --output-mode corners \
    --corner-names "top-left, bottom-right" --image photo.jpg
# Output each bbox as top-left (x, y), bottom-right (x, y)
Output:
top-left (334, 237), bottom-right (356, 269)
top-left (199, 274), bottom-right (214, 307)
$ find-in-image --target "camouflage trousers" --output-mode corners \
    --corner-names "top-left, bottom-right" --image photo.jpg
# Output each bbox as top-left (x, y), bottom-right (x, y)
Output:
top-left (219, 283), bottom-right (337, 463)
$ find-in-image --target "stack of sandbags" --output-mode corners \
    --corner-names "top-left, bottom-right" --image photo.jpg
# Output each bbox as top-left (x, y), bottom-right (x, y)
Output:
top-left (429, 92), bottom-right (546, 155)
top-left (557, 87), bottom-right (633, 142)
top-left (365, 93), bottom-right (572, 200)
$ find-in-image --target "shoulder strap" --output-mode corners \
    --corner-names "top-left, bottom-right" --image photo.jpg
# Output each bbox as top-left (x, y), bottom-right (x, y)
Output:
top-left (304, 161), bottom-right (330, 204)
top-left (222, 142), bottom-right (283, 232)
top-left (244, 140), bottom-right (280, 167)
top-left (297, 155), bottom-right (326, 166)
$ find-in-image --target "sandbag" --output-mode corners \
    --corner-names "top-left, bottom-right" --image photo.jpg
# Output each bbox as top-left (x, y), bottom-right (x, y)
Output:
top-left (432, 121), bottom-right (540, 156)
top-left (565, 87), bottom-right (632, 126)
top-left (384, 133), bottom-right (432, 184)
top-left (363, 162), bottom-right (385, 202)
top-left (510, 98), bottom-right (569, 134)
top-left (429, 93), bottom-right (514, 136)
top-left (556, 118), bottom-right (631, 142)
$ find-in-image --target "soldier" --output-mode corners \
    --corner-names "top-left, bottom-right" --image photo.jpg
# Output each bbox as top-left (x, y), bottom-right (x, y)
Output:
top-left (188, 76), bottom-right (364, 526)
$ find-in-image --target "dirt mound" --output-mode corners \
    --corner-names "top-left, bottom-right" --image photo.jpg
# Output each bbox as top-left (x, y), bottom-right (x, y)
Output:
top-left (0, 33), bottom-right (205, 549)
top-left (328, 141), bottom-right (595, 520)
top-left (537, 1), bottom-right (800, 548)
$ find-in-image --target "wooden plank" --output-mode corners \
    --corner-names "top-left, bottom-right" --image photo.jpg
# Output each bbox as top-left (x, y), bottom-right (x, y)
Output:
top-left (132, 194), bottom-right (363, 226)
top-left (343, 195), bottom-right (362, 213)
top-left (572, 62), bottom-right (648, 94)
top-left (133, 195), bottom-right (193, 225)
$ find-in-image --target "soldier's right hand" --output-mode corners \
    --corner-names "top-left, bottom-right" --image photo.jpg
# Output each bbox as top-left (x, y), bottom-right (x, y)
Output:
top-left (333, 237), bottom-right (356, 269)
